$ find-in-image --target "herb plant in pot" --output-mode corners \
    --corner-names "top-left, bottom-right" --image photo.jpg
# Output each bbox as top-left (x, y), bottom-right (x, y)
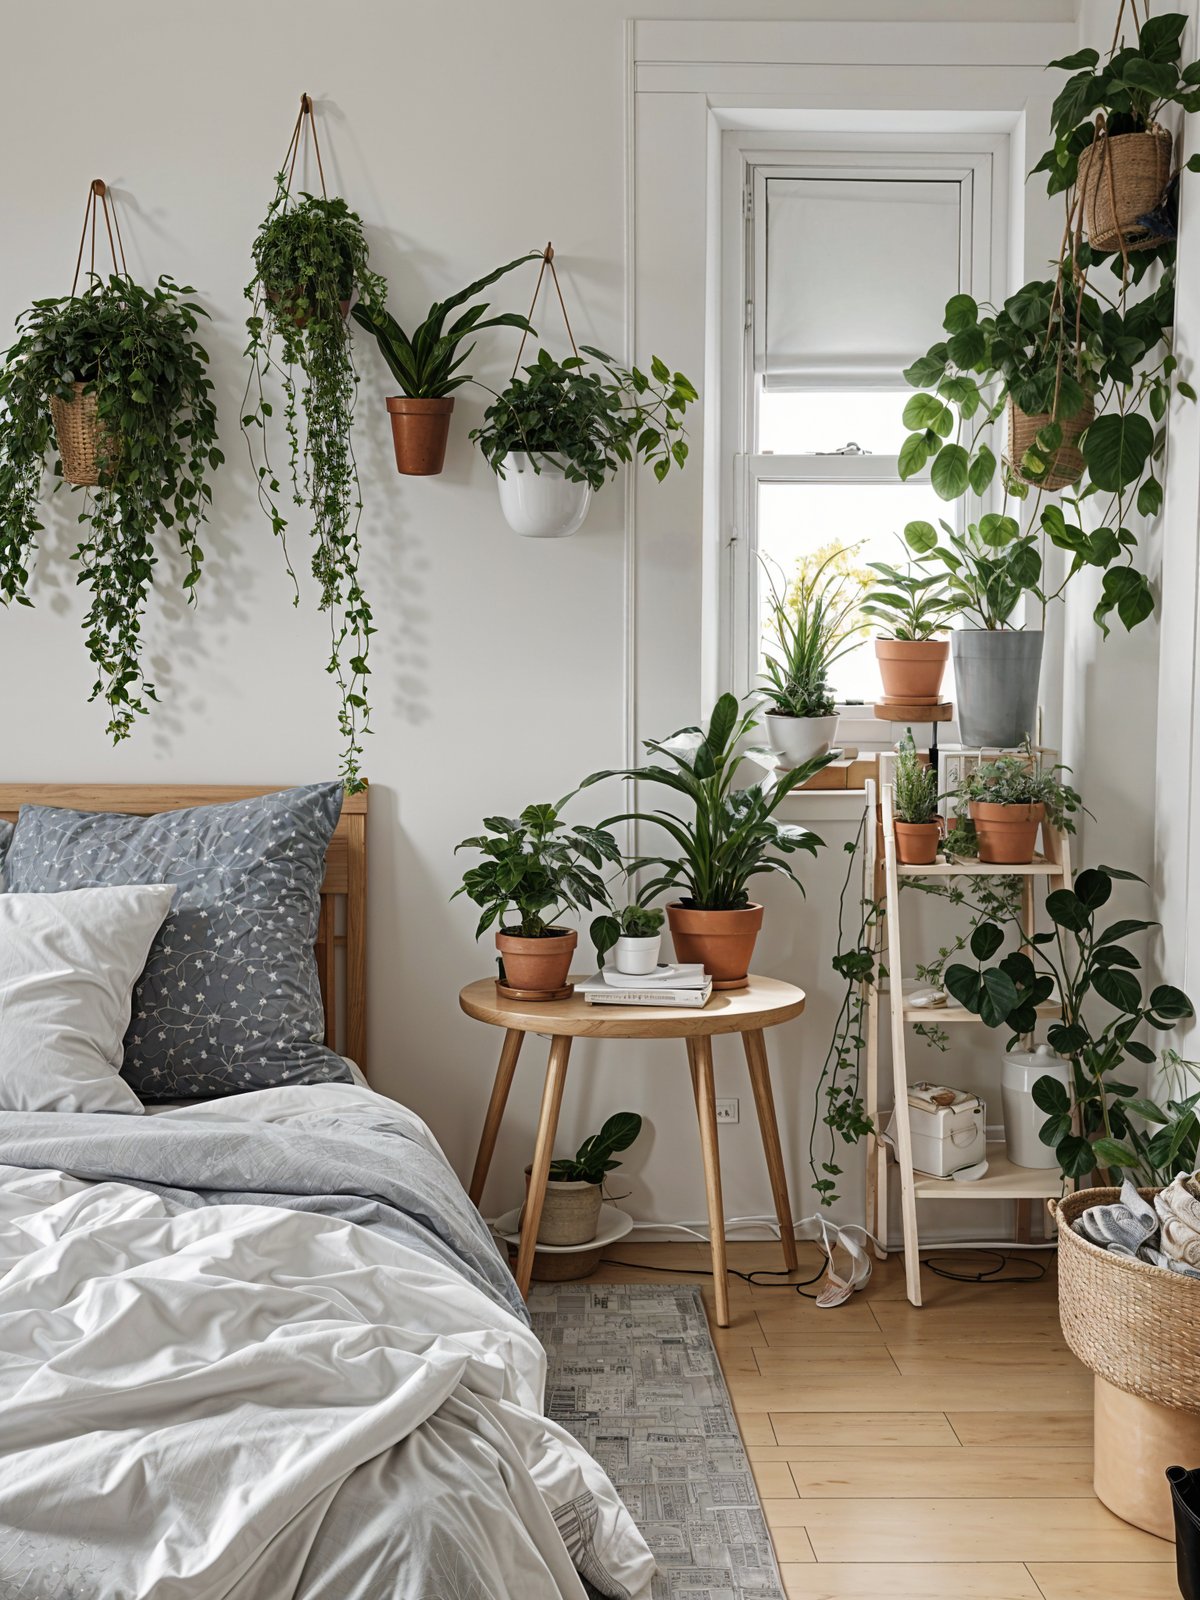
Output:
top-left (526, 1111), bottom-right (643, 1248)
top-left (953, 749), bottom-right (1083, 865)
top-left (581, 693), bottom-right (830, 989)
top-left (453, 802), bottom-right (621, 997)
top-left (351, 253), bottom-right (537, 476)
top-left (892, 731), bottom-right (942, 866)
top-left (591, 904), bottom-right (666, 977)
top-left (471, 346), bottom-right (697, 539)
top-left (862, 552), bottom-right (955, 706)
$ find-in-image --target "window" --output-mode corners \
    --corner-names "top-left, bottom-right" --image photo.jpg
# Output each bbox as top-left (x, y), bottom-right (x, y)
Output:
top-left (723, 142), bottom-right (996, 716)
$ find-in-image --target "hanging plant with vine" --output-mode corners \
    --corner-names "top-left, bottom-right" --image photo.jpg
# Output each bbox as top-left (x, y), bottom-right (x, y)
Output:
top-left (0, 184), bottom-right (221, 740)
top-left (242, 99), bottom-right (386, 790)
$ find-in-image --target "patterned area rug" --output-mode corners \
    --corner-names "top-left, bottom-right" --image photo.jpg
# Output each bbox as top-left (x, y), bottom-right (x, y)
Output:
top-left (530, 1283), bottom-right (784, 1600)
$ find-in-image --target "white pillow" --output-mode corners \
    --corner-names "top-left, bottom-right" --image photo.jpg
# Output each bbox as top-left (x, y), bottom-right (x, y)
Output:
top-left (0, 886), bottom-right (175, 1113)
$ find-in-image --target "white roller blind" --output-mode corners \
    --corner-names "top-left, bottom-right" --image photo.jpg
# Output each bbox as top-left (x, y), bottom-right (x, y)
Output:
top-left (761, 177), bottom-right (964, 390)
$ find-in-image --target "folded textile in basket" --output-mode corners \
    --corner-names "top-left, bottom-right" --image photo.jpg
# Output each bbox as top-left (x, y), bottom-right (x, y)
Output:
top-left (1072, 1178), bottom-right (1200, 1279)
top-left (1156, 1173), bottom-right (1200, 1271)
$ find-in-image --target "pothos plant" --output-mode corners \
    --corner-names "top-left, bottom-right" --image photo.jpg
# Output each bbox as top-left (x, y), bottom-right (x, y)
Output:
top-left (0, 273), bottom-right (221, 739)
top-left (242, 180), bottom-right (386, 790)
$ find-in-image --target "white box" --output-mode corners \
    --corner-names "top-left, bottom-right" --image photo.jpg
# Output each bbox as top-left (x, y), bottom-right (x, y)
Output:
top-left (888, 1082), bottom-right (987, 1177)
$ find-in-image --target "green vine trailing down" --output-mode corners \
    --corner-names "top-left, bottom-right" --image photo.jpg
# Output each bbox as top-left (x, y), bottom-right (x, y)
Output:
top-left (242, 178), bottom-right (386, 791)
top-left (0, 273), bottom-right (221, 739)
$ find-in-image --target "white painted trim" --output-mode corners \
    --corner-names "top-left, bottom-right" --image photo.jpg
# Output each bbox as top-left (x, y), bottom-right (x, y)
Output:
top-left (632, 19), bottom-right (1079, 69)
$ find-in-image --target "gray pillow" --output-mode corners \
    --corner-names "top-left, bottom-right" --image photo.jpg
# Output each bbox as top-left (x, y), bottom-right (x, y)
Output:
top-left (0, 819), bottom-right (12, 887)
top-left (4, 784), bottom-right (352, 1100)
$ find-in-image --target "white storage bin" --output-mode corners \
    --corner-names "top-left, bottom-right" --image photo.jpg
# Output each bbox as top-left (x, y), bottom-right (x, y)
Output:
top-left (888, 1082), bottom-right (987, 1177)
top-left (1002, 1044), bottom-right (1069, 1168)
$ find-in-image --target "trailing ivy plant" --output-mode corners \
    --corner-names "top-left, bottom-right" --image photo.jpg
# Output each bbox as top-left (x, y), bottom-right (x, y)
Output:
top-left (242, 180), bottom-right (386, 790)
top-left (0, 273), bottom-right (221, 738)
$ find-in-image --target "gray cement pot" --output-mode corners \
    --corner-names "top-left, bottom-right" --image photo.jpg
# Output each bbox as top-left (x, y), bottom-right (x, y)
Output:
top-left (951, 630), bottom-right (1043, 749)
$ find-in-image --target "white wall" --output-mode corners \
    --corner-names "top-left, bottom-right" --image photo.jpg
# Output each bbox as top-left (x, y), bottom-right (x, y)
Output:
top-left (1, 0), bottom-right (1125, 1243)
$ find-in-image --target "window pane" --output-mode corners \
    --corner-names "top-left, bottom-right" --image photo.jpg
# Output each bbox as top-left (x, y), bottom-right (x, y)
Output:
top-left (755, 480), bottom-right (950, 704)
top-left (757, 388), bottom-right (909, 456)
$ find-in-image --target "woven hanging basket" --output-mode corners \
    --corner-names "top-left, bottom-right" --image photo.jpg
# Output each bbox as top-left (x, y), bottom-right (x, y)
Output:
top-left (1077, 126), bottom-right (1173, 255)
top-left (49, 382), bottom-right (119, 487)
top-left (1005, 394), bottom-right (1094, 491)
top-left (1051, 1186), bottom-right (1200, 1415)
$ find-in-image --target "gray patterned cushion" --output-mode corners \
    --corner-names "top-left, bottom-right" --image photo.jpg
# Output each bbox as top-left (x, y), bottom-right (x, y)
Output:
top-left (0, 820), bottom-right (11, 886)
top-left (4, 784), bottom-right (352, 1100)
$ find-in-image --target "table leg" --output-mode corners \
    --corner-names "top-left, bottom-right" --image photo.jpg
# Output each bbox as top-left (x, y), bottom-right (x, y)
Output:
top-left (468, 1029), bottom-right (525, 1208)
top-left (742, 1029), bottom-right (798, 1273)
top-left (689, 1035), bottom-right (730, 1327)
top-left (514, 1035), bottom-right (572, 1299)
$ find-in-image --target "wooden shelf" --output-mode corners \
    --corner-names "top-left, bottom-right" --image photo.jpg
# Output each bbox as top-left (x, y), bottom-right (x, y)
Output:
top-left (897, 854), bottom-right (1063, 878)
top-left (911, 1143), bottom-right (1068, 1202)
top-left (901, 998), bottom-right (1061, 1024)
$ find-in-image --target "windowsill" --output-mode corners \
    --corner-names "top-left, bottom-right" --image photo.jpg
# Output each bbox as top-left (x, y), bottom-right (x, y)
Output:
top-left (777, 787), bottom-right (870, 825)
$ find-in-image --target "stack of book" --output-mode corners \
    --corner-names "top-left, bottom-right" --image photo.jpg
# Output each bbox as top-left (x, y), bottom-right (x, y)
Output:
top-left (576, 964), bottom-right (713, 1008)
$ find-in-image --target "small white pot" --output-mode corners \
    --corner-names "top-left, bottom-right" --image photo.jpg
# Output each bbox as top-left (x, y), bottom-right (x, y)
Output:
top-left (1002, 1044), bottom-right (1069, 1169)
top-left (496, 451), bottom-right (592, 539)
top-left (613, 933), bottom-right (662, 975)
top-left (763, 710), bottom-right (839, 768)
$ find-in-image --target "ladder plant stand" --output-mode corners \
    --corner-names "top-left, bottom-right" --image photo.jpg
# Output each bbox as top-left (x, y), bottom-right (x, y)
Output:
top-left (867, 778), bottom-right (1072, 1307)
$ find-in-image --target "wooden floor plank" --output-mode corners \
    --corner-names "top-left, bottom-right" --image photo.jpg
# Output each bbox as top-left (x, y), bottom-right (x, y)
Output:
top-left (768, 1411), bottom-right (960, 1449)
top-left (947, 1412), bottom-right (1093, 1448)
top-left (1026, 1562), bottom-right (1176, 1599)
top-left (786, 1447), bottom-right (1093, 1499)
top-left (727, 1370), bottom-right (1091, 1413)
top-left (780, 1564), bottom-right (1043, 1599)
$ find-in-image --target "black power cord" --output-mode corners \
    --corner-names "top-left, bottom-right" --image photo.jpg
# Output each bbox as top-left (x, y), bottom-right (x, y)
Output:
top-left (922, 1248), bottom-right (1048, 1285)
top-left (602, 1255), bottom-right (828, 1299)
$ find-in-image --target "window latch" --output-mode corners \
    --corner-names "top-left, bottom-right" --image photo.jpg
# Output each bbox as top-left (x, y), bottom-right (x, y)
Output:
top-left (816, 441), bottom-right (872, 456)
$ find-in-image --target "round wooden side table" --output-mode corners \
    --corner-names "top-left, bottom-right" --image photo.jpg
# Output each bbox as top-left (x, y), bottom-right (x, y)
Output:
top-left (459, 974), bottom-right (806, 1327)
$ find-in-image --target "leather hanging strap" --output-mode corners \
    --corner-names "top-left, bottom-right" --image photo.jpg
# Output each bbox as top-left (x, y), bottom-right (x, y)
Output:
top-left (511, 242), bottom-right (581, 378)
top-left (70, 179), bottom-right (128, 294)
top-left (281, 92), bottom-right (328, 202)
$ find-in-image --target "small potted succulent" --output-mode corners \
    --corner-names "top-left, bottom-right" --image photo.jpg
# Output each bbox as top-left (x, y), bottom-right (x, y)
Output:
top-left (471, 346), bottom-right (697, 538)
top-left (351, 253), bottom-right (537, 475)
top-left (453, 802), bottom-right (620, 997)
top-left (861, 551), bottom-right (955, 706)
top-left (582, 693), bottom-right (830, 989)
top-left (526, 1111), bottom-right (643, 1247)
top-left (592, 904), bottom-right (666, 976)
top-left (892, 731), bottom-right (942, 866)
top-left (758, 547), bottom-right (867, 768)
top-left (953, 748), bottom-right (1083, 865)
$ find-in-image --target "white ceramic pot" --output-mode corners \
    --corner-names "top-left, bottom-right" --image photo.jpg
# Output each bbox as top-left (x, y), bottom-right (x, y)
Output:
top-left (763, 710), bottom-right (839, 769)
top-left (613, 933), bottom-right (662, 975)
top-left (496, 451), bottom-right (592, 539)
top-left (1002, 1043), bottom-right (1069, 1168)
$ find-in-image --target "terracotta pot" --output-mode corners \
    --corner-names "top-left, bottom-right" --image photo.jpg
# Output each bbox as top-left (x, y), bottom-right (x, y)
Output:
top-left (667, 902), bottom-right (763, 991)
top-left (386, 396), bottom-right (455, 476)
top-left (894, 818), bottom-right (942, 866)
top-left (970, 801), bottom-right (1044, 865)
top-left (876, 638), bottom-right (949, 706)
top-left (265, 288), bottom-right (352, 329)
top-left (495, 927), bottom-right (576, 995)
top-left (523, 1170), bottom-right (603, 1246)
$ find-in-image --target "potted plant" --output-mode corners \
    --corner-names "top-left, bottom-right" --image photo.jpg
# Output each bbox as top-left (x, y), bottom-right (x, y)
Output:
top-left (892, 731), bottom-right (941, 866)
top-left (471, 347), bottom-right (698, 538)
top-left (242, 180), bottom-right (387, 791)
top-left (861, 550), bottom-right (955, 705)
top-left (1034, 11), bottom-right (1200, 254)
top-left (0, 272), bottom-right (221, 741)
top-left (952, 748), bottom-right (1083, 865)
top-left (351, 253), bottom-right (537, 476)
top-left (525, 1111), bottom-right (643, 1247)
top-left (758, 547), bottom-right (867, 767)
top-left (591, 904), bottom-right (666, 976)
top-left (581, 693), bottom-right (830, 989)
top-left (453, 802), bottom-right (621, 997)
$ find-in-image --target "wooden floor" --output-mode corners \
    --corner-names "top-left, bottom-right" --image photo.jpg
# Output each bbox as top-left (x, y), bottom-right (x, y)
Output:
top-left (582, 1240), bottom-right (1177, 1600)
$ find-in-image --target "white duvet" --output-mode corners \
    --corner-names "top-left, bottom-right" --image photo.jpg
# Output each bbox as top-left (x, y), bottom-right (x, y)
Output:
top-left (0, 1087), bottom-right (655, 1599)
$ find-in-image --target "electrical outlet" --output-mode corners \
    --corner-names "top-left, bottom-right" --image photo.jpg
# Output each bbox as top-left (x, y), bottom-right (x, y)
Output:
top-left (715, 1098), bottom-right (739, 1124)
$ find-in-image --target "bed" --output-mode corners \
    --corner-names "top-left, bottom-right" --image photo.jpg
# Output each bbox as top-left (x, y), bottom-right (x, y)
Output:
top-left (0, 784), bottom-right (654, 1600)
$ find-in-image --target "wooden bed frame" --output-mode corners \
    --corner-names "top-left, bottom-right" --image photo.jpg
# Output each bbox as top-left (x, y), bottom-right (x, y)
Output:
top-left (0, 785), bottom-right (367, 1072)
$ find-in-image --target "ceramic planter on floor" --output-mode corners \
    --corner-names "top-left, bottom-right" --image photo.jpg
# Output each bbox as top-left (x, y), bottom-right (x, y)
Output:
top-left (495, 927), bottom-right (577, 995)
top-left (894, 818), bottom-right (942, 866)
top-left (970, 801), bottom-right (1044, 865)
top-left (763, 710), bottom-right (838, 769)
top-left (523, 1172), bottom-right (604, 1246)
top-left (876, 638), bottom-right (948, 706)
top-left (667, 902), bottom-right (762, 991)
top-left (613, 933), bottom-right (662, 976)
top-left (496, 451), bottom-right (591, 538)
top-left (952, 630), bottom-right (1043, 749)
top-left (386, 397), bottom-right (454, 475)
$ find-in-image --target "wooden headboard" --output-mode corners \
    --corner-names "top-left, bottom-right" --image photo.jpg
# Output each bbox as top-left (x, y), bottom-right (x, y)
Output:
top-left (0, 785), bottom-right (367, 1072)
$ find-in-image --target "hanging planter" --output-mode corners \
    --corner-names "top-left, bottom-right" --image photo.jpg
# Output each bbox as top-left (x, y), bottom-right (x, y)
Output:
top-left (0, 179), bottom-right (221, 742)
top-left (1005, 394), bottom-right (1094, 491)
top-left (471, 244), bottom-right (698, 537)
top-left (1076, 123), bottom-right (1173, 255)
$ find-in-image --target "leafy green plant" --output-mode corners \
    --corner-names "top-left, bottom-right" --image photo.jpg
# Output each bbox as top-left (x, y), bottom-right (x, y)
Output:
top-left (954, 747), bottom-right (1084, 834)
top-left (1126, 1048), bottom-right (1200, 1184)
top-left (453, 802), bottom-right (621, 950)
top-left (902, 514), bottom-right (1041, 630)
top-left (471, 346), bottom-right (697, 491)
top-left (758, 548), bottom-right (867, 718)
top-left (242, 182), bottom-right (386, 790)
top-left (580, 692), bottom-right (830, 911)
top-left (894, 732), bottom-right (939, 825)
top-left (590, 901), bottom-right (665, 962)
top-left (941, 863), bottom-right (1193, 1182)
top-left (0, 273), bottom-right (221, 739)
top-left (350, 254), bottom-right (537, 397)
top-left (548, 1111), bottom-right (643, 1185)
top-left (861, 551), bottom-right (955, 640)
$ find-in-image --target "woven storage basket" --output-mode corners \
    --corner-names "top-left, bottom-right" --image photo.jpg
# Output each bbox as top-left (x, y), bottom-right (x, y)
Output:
top-left (1051, 1186), bottom-right (1200, 1414)
top-left (1005, 395), bottom-right (1093, 491)
top-left (1077, 126), bottom-right (1173, 254)
top-left (49, 383), bottom-right (118, 487)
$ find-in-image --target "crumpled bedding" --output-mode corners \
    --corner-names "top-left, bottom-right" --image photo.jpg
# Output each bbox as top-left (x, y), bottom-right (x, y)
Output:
top-left (0, 1083), bottom-right (655, 1599)
top-left (1072, 1175), bottom-right (1200, 1278)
